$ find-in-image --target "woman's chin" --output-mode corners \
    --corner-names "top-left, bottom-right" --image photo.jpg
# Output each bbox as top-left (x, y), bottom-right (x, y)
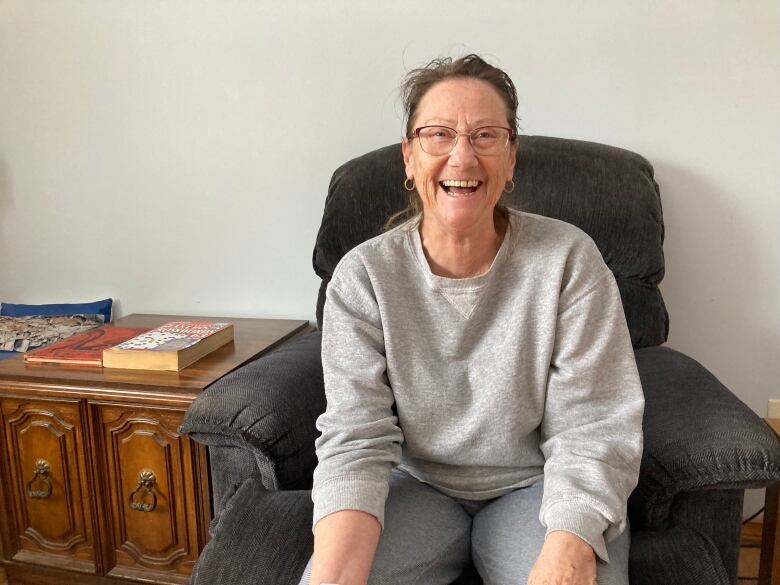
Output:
top-left (433, 191), bottom-right (494, 230)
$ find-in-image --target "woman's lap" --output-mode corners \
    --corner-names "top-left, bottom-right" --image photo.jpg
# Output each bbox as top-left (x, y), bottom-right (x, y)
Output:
top-left (471, 481), bottom-right (630, 585)
top-left (299, 470), bottom-right (629, 585)
top-left (299, 469), bottom-right (471, 585)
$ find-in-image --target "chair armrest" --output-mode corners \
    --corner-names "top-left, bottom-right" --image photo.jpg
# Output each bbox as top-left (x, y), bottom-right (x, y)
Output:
top-left (629, 345), bottom-right (780, 527)
top-left (180, 331), bottom-right (325, 490)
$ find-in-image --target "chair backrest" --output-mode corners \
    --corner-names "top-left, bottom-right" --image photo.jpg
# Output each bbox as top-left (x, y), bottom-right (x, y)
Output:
top-left (313, 135), bottom-right (668, 349)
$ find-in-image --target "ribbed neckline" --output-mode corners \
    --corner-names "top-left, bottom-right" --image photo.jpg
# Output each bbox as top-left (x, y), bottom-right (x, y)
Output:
top-left (406, 211), bottom-right (520, 291)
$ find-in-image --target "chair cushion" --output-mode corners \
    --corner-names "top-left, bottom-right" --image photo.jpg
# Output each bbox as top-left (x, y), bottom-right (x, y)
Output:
top-left (191, 478), bottom-right (313, 585)
top-left (313, 137), bottom-right (667, 348)
top-left (1, 298), bottom-right (113, 323)
top-left (629, 525), bottom-right (731, 585)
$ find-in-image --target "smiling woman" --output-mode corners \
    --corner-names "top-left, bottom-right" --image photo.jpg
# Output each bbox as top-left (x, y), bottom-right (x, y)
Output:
top-left (401, 77), bottom-right (517, 278)
top-left (301, 54), bottom-right (643, 585)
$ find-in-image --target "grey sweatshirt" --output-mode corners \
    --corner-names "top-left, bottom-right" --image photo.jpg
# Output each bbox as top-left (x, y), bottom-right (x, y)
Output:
top-left (312, 209), bottom-right (644, 562)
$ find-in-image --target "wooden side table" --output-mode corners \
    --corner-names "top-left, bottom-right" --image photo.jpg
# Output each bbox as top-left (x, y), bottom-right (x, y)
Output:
top-left (0, 314), bottom-right (310, 585)
top-left (760, 418), bottom-right (780, 585)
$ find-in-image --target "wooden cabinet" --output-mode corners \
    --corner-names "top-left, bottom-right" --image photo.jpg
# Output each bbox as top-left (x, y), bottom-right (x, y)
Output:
top-left (0, 314), bottom-right (310, 585)
top-left (97, 405), bottom-right (199, 582)
top-left (1, 398), bottom-right (95, 573)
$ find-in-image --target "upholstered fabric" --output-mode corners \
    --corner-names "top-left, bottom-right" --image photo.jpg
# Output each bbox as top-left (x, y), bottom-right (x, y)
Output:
top-left (191, 478), bottom-right (313, 585)
top-left (629, 525), bottom-right (732, 585)
top-left (313, 137), bottom-right (667, 348)
top-left (206, 445), bottom-right (263, 511)
top-left (180, 332), bottom-right (325, 490)
top-left (668, 489), bottom-right (744, 584)
top-left (629, 345), bottom-right (780, 529)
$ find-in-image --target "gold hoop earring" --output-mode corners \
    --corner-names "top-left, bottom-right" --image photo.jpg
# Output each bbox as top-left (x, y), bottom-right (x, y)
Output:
top-left (504, 179), bottom-right (516, 193)
top-left (404, 178), bottom-right (415, 192)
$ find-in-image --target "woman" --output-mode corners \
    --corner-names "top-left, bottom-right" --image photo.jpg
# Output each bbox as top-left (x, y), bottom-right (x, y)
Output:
top-left (301, 55), bottom-right (644, 585)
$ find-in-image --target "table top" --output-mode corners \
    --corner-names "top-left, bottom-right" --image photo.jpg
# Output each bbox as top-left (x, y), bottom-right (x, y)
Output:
top-left (0, 314), bottom-right (310, 405)
top-left (766, 418), bottom-right (780, 438)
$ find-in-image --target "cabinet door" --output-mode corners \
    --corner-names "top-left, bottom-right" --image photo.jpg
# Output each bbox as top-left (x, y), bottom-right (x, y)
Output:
top-left (97, 404), bottom-right (202, 583)
top-left (0, 397), bottom-right (95, 572)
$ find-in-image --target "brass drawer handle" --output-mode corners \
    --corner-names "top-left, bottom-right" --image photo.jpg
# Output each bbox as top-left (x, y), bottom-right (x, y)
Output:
top-left (26, 459), bottom-right (53, 499)
top-left (128, 470), bottom-right (158, 512)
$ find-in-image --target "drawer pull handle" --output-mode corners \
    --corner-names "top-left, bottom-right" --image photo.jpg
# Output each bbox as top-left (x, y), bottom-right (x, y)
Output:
top-left (128, 470), bottom-right (158, 512)
top-left (26, 459), bottom-right (53, 499)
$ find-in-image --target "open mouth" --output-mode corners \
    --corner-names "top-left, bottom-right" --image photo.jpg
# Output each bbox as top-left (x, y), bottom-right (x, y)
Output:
top-left (439, 179), bottom-right (483, 197)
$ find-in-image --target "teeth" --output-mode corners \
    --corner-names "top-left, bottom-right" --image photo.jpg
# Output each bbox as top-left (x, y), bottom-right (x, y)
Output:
top-left (441, 180), bottom-right (480, 188)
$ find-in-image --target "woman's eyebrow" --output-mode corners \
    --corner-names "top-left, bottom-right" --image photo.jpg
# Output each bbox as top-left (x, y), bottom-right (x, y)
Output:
top-left (418, 117), bottom-right (504, 128)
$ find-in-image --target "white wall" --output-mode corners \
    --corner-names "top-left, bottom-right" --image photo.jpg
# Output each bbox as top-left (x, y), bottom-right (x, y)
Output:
top-left (1, 1), bottom-right (778, 509)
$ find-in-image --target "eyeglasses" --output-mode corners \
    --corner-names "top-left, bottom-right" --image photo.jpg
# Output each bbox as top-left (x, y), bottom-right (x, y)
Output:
top-left (408, 125), bottom-right (515, 156)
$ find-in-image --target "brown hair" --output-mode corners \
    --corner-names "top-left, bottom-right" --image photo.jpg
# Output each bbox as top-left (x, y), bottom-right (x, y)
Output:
top-left (385, 54), bottom-right (519, 230)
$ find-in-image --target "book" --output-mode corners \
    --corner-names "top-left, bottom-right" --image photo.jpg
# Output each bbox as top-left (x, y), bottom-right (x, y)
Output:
top-left (102, 321), bottom-right (234, 371)
top-left (23, 326), bottom-right (150, 366)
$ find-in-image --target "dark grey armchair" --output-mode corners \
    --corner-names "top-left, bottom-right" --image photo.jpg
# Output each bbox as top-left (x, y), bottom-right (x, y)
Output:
top-left (180, 136), bottom-right (780, 585)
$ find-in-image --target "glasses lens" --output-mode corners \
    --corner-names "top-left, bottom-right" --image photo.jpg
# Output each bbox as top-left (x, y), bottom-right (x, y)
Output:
top-left (415, 126), bottom-right (511, 155)
top-left (471, 127), bottom-right (510, 155)
top-left (417, 126), bottom-right (457, 155)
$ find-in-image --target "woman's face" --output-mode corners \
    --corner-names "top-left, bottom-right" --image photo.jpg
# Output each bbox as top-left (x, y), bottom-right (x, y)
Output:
top-left (402, 78), bottom-right (516, 233)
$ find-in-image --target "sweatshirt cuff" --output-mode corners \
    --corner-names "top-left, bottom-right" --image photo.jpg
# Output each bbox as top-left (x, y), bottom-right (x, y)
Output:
top-left (543, 501), bottom-right (611, 563)
top-left (312, 475), bottom-right (390, 530)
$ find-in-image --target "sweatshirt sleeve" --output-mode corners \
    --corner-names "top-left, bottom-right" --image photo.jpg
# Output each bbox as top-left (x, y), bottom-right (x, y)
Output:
top-left (539, 240), bottom-right (645, 563)
top-left (312, 258), bottom-right (404, 531)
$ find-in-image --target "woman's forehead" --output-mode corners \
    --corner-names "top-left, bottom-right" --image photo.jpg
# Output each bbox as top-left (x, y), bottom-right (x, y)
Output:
top-left (414, 78), bottom-right (508, 127)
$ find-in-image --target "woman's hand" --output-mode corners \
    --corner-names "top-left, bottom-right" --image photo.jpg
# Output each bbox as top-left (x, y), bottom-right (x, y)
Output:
top-left (309, 510), bottom-right (381, 585)
top-left (527, 531), bottom-right (597, 585)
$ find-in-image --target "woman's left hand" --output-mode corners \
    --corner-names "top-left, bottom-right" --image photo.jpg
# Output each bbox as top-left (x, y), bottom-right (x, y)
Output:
top-left (527, 531), bottom-right (597, 585)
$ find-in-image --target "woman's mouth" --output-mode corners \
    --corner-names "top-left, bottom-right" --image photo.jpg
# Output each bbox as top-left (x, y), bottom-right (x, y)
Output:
top-left (439, 179), bottom-right (483, 197)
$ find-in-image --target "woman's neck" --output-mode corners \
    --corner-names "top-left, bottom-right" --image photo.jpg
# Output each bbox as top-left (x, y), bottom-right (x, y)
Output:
top-left (419, 212), bottom-right (507, 279)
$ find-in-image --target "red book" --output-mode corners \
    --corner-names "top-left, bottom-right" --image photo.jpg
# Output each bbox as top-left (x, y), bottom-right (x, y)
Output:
top-left (24, 326), bottom-right (150, 366)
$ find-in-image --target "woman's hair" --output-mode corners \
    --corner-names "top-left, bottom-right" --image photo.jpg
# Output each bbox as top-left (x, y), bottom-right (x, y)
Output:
top-left (402, 54), bottom-right (520, 138)
top-left (386, 54), bottom-right (519, 230)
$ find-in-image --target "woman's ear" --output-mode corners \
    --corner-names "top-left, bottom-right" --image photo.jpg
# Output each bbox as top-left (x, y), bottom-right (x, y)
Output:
top-left (402, 136), bottom-right (415, 181)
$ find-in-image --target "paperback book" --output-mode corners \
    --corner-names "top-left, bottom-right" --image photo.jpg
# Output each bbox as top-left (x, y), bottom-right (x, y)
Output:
top-left (102, 321), bottom-right (234, 371)
top-left (24, 326), bottom-right (149, 366)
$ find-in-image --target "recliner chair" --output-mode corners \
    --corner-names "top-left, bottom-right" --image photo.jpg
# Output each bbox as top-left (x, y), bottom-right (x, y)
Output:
top-left (181, 136), bottom-right (780, 585)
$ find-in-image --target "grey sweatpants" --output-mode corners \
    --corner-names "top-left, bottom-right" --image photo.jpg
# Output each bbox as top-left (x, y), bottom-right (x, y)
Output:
top-left (300, 469), bottom-right (630, 585)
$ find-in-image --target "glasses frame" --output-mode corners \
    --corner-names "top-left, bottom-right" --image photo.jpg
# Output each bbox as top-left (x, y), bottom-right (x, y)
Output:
top-left (408, 125), bottom-right (516, 156)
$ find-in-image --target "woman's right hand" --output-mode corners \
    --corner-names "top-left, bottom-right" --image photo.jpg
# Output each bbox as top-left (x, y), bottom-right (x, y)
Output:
top-left (309, 510), bottom-right (381, 585)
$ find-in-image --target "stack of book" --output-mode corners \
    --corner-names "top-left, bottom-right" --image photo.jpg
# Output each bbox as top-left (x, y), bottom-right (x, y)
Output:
top-left (24, 321), bottom-right (234, 371)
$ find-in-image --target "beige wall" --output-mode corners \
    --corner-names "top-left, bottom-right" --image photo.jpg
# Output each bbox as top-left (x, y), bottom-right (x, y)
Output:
top-left (1, 0), bottom-right (778, 512)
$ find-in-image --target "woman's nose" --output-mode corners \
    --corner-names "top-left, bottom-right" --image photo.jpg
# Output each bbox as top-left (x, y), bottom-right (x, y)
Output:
top-left (448, 134), bottom-right (478, 167)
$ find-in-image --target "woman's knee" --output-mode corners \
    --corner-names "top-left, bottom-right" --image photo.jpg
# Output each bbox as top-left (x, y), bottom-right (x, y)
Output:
top-left (368, 470), bottom-right (472, 584)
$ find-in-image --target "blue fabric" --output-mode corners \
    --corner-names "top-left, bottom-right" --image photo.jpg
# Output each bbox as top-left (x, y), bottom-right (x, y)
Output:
top-left (1, 298), bottom-right (113, 323)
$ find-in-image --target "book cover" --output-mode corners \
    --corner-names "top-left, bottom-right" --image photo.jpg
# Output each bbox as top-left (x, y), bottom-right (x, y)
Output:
top-left (24, 326), bottom-right (150, 366)
top-left (103, 321), bottom-right (234, 371)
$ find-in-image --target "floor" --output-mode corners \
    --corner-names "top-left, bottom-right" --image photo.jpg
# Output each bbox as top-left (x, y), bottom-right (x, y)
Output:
top-left (0, 523), bottom-right (766, 584)
top-left (740, 520), bottom-right (763, 584)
